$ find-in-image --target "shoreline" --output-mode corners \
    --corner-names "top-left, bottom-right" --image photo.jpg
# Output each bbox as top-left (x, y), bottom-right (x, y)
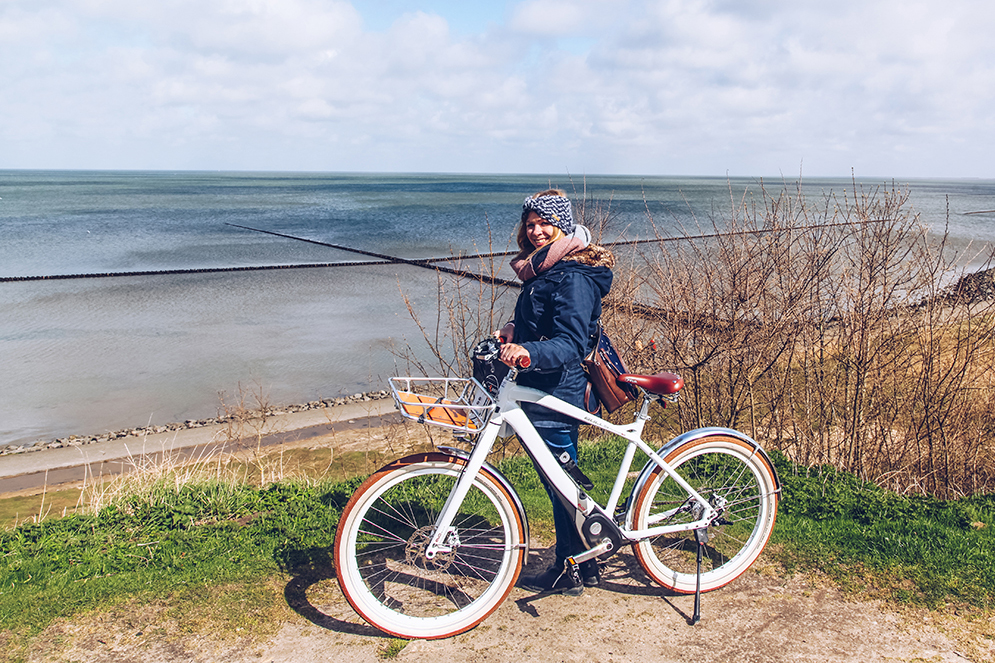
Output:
top-left (0, 389), bottom-right (391, 457)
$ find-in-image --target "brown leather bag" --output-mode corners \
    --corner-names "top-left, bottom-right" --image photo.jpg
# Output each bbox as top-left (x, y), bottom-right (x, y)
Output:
top-left (582, 325), bottom-right (638, 413)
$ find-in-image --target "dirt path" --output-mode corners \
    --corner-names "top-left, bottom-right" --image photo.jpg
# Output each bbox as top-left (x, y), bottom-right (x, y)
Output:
top-left (280, 554), bottom-right (995, 663)
top-left (26, 549), bottom-right (993, 663)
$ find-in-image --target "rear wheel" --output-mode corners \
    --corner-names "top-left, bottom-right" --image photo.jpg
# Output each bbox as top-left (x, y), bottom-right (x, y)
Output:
top-left (632, 434), bottom-right (778, 593)
top-left (334, 456), bottom-right (525, 639)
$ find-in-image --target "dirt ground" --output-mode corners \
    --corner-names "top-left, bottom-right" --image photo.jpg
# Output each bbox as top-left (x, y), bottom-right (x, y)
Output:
top-left (22, 552), bottom-right (994, 663)
top-left (9, 420), bottom-right (995, 663)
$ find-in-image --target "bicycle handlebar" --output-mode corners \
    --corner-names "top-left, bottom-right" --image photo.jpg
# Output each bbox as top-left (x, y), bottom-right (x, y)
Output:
top-left (474, 336), bottom-right (530, 369)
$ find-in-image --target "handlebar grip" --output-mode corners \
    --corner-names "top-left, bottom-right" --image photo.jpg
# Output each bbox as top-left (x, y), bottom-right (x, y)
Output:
top-left (517, 356), bottom-right (531, 368)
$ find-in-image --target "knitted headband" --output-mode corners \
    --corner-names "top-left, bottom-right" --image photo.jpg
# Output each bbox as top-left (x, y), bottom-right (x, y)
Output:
top-left (521, 194), bottom-right (575, 234)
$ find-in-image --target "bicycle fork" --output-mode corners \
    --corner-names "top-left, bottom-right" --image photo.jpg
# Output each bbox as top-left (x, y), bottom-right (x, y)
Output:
top-left (423, 416), bottom-right (504, 559)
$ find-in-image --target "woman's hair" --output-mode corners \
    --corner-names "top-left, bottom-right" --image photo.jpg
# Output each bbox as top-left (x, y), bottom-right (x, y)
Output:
top-left (516, 189), bottom-right (569, 253)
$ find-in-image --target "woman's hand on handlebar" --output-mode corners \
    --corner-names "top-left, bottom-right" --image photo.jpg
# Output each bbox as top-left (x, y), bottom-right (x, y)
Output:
top-left (498, 341), bottom-right (531, 368)
top-left (494, 322), bottom-right (515, 344)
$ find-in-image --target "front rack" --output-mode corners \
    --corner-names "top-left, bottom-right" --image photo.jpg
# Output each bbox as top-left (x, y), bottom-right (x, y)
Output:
top-left (389, 377), bottom-right (496, 434)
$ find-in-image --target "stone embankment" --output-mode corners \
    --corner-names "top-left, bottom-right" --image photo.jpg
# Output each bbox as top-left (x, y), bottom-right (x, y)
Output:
top-left (950, 265), bottom-right (995, 302)
top-left (1, 389), bottom-right (391, 456)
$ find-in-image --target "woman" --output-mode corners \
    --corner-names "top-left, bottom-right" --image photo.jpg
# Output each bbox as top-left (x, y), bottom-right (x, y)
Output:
top-left (496, 189), bottom-right (615, 595)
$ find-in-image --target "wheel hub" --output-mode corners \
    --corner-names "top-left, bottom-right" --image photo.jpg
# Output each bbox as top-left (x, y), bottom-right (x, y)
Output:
top-left (405, 526), bottom-right (457, 571)
top-left (709, 494), bottom-right (731, 527)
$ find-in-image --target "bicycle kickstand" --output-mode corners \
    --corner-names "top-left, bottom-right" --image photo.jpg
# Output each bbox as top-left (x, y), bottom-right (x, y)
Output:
top-left (691, 527), bottom-right (708, 625)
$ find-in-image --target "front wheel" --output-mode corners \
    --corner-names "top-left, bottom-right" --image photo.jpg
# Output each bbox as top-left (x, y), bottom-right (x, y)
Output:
top-left (632, 434), bottom-right (779, 593)
top-left (334, 454), bottom-right (525, 639)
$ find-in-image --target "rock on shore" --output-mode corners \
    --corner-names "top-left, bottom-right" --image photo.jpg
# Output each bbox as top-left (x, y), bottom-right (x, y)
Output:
top-left (950, 265), bottom-right (995, 302)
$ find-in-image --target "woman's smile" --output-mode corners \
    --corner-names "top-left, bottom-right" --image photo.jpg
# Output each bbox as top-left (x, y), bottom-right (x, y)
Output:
top-left (525, 211), bottom-right (557, 248)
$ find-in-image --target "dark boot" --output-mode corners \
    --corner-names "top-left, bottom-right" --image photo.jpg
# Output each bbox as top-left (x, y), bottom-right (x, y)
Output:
top-left (520, 560), bottom-right (583, 596)
top-left (580, 559), bottom-right (600, 587)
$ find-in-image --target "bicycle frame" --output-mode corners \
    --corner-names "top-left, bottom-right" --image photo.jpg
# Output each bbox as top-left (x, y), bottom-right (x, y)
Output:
top-left (423, 370), bottom-right (718, 560)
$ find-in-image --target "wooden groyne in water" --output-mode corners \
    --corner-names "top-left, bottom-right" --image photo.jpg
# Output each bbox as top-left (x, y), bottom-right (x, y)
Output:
top-left (0, 261), bottom-right (391, 283)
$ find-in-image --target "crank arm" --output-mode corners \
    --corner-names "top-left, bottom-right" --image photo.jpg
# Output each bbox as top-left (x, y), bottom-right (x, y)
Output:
top-left (566, 538), bottom-right (614, 566)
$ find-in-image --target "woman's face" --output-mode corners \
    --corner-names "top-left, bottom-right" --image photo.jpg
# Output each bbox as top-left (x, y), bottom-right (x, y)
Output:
top-left (525, 211), bottom-right (557, 248)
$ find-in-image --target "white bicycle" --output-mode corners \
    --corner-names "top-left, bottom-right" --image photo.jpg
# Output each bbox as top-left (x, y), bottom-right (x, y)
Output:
top-left (333, 339), bottom-right (780, 639)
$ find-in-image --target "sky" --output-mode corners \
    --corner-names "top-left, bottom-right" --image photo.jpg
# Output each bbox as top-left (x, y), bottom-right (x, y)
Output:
top-left (1, 0), bottom-right (993, 178)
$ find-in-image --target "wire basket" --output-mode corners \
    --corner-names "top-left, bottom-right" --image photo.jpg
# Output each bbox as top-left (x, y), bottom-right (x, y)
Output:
top-left (389, 377), bottom-right (495, 434)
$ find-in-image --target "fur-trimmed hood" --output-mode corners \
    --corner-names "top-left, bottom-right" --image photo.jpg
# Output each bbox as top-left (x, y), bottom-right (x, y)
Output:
top-left (563, 243), bottom-right (615, 269)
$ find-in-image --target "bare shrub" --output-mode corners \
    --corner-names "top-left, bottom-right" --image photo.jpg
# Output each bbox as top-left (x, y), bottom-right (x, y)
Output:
top-left (396, 220), bottom-right (517, 378)
top-left (633, 180), bottom-right (995, 497)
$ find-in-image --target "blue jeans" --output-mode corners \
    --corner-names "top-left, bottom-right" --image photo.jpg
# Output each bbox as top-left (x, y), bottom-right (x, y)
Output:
top-left (535, 426), bottom-right (585, 562)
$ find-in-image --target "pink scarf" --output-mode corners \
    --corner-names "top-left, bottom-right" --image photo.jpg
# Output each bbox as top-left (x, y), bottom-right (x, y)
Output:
top-left (510, 235), bottom-right (587, 282)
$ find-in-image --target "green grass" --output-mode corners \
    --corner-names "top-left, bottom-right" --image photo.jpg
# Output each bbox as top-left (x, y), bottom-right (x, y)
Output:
top-left (0, 448), bottom-right (402, 530)
top-left (378, 638), bottom-right (409, 658)
top-left (0, 438), bottom-right (992, 647)
top-left (0, 479), bottom-right (359, 638)
top-left (769, 450), bottom-right (995, 609)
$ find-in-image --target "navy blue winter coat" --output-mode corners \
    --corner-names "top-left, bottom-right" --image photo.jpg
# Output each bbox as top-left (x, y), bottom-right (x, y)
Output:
top-left (513, 251), bottom-right (614, 428)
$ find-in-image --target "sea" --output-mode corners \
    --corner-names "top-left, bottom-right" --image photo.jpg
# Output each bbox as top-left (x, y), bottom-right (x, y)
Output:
top-left (2, 170), bottom-right (994, 450)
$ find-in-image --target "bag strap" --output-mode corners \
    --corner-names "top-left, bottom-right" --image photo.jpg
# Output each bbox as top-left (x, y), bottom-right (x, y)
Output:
top-left (583, 318), bottom-right (603, 415)
top-left (587, 319), bottom-right (603, 354)
top-left (584, 381), bottom-right (600, 414)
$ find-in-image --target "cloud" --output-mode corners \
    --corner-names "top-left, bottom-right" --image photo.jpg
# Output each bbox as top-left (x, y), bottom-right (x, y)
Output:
top-left (524, 0), bottom-right (995, 175)
top-left (0, 0), bottom-right (993, 176)
top-left (509, 0), bottom-right (625, 36)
